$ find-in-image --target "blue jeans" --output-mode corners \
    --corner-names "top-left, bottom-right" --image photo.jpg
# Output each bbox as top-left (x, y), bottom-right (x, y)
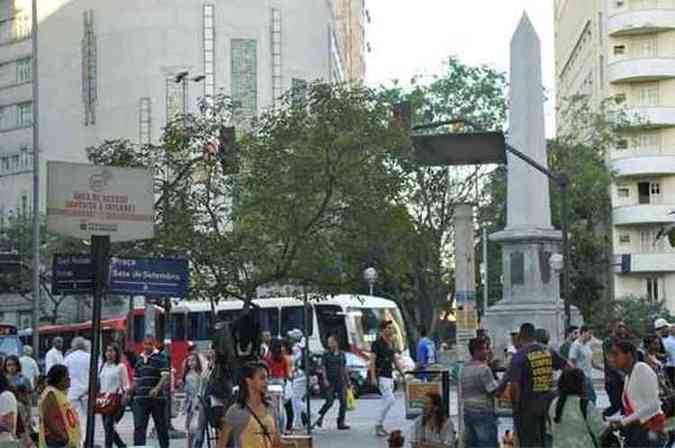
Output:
top-left (464, 410), bottom-right (498, 448)
top-left (586, 376), bottom-right (597, 405)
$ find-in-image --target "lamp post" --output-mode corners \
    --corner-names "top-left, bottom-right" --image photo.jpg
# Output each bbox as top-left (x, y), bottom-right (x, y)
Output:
top-left (173, 71), bottom-right (205, 125)
top-left (363, 267), bottom-right (377, 296)
top-left (549, 253), bottom-right (564, 345)
top-left (31, 0), bottom-right (40, 356)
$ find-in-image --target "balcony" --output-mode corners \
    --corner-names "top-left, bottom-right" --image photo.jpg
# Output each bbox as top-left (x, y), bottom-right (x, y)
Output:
top-left (621, 106), bottom-right (675, 128)
top-left (614, 203), bottom-right (675, 225)
top-left (612, 155), bottom-right (675, 176)
top-left (608, 8), bottom-right (675, 36)
top-left (618, 253), bottom-right (675, 273)
top-left (608, 58), bottom-right (675, 83)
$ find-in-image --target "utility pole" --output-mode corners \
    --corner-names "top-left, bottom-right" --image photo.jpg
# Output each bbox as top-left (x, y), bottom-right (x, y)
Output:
top-left (30, 0), bottom-right (40, 355)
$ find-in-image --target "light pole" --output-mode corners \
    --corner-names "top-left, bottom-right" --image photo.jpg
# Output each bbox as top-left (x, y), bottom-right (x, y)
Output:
top-left (363, 267), bottom-right (377, 296)
top-left (173, 71), bottom-right (205, 125)
top-left (549, 253), bottom-right (564, 345)
top-left (30, 0), bottom-right (40, 355)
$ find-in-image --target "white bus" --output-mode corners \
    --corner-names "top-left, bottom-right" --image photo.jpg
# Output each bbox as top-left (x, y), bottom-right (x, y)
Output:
top-left (170, 294), bottom-right (414, 374)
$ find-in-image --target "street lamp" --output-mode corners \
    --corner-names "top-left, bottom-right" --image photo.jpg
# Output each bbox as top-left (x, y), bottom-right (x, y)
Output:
top-left (363, 267), bottom-right (378, 296)
top-left (172, 71), bottom-right (205, 121)
top-left (549, 253), bottom-right (564, 343)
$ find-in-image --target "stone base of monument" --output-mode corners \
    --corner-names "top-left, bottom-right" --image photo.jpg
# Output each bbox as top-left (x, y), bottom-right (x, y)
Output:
top-left (484, 301), bottom-right (582, 363)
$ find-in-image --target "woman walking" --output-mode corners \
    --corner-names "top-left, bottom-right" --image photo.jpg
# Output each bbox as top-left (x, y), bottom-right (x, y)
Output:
top-left (217, 362), bottom-right (280, 448)
top-left (0, 370), bottom-right (18, 445)
top-left (548, 368), bottom-right (606, 448)
top-left (39, 365), bottom-right (81, 448)
top-left (183, 352), bottom-right (206, 448)
top-left (609, 340), bottom-right (667, 447)
top-left (264, 338), bottom-right (293, 434)
top-left (98, 344), bottom-right (129, 448)
top-left (5, 355), bottom-right (32, 446)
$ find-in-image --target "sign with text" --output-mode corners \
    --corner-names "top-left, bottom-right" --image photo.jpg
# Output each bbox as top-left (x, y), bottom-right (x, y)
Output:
top-left (109, 257), bottom-right (188, 298)
top-left (47, 162), bottom-right (154, 242)
top-left (52, 254), bottom-right (95, 295)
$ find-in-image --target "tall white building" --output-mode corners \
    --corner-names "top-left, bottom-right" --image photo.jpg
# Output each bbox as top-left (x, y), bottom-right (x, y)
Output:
top-left (555, 0), bottom-right (675, 310)
top-left (0, 0), bottom-right (355, 326)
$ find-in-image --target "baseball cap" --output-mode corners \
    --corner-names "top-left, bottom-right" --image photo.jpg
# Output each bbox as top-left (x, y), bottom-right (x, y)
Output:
top-left (655, 318), bottom-right (670, 330)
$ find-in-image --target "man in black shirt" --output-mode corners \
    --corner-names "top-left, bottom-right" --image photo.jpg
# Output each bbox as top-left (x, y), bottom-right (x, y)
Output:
top-left (130, 336), bottom-right (170, 448)
top-left (313, 334), bottom-right (350, 430)
top-left (369, 320), bottom-right (402, 437)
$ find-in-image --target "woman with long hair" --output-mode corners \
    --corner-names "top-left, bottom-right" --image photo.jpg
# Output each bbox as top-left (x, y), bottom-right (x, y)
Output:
top-left (98, 343), bottom-right (129, 448)
top-left (39, 365), bottom-right (81, 448)
top-left (183, 352), bottom-right (206, 448)
top-left (548, 368), bottom-right (606, 447)
top-left (411, 391), bottom-right (455, 447)
top-left (4, 355), bottom-right (31, 446)
top-left (0, 370), bottom-right (18, 444)
top-left (217, 362), bottom-right (280, 448)
top-left (265, 338), bottom-right (293, 434)
top-left (609, 339), bottom-right (666, 447)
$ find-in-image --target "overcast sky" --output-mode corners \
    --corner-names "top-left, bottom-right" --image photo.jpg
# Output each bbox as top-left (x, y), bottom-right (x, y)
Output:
top-left (365, 0), bottom-right (556, 135)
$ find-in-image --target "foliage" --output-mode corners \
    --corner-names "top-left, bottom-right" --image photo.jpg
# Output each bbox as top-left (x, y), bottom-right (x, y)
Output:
top-left (589, 296), bottom-right (674, 340)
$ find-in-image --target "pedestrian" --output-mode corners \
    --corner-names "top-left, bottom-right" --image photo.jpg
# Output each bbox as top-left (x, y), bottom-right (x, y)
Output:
top-left (608, 339), bottom-right (667, 447)
top-left (603, 321), bottom-right (628, 417)
top-left (129, 336), bottom-right (170, 448)
top-left (18, 346), bottom-right (39, 391)
top-left (260, 331), bottom-right (272, 360)
top-left (654, 318), bottom-right (670, 363)
top-left (411, 391), bottom-right (455, 448)
top-left (217, 361), bottom-right (280, 448)
top-left (4, 355), bottom-right (32, 446)
top-left (663, 325), bottom-right (675, 387)
top-left (313, 334), bottom-right (350, 430)
top-left (416, 327), bottom-right (437, 372)
top-left (559, 326), bottom-right (579, 360)
top-left (45, 337), bottom-right (64, 375)
top-left (39, 365), bottom-right (81, 448)
top-left (460, 338), bottom-right (498, 447)
top-left (183, 352), bottom-right (206, 448)
top-left (264, 338), bottom-right (293, 434)
top-left (63, 337), bottom-right (90, 438)
top-left (568, 326), bottom-right (603, 404)
top-left (288, 329), bottom-right (308, 430)
top-left (369, 320), bottom-right (403, 437)
top-left (508, 322), bottom-right (567, 447)
top-left (548, 368), bottom-right (606, 448)
top-left (98, 343), bottom-right (129, 448)
top-left (0, 370), bottom-right (18, 445)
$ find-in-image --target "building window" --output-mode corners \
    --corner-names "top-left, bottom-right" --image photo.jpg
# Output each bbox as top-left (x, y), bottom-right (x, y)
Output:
top-left (203, 4), bottom-right (215, 98)
top-left (638, 132), bottom-right (660, 153)
top-left (0, 105), bottom-right (10, 130)
top-left (292, 78), bottom-right (308, 104)
top-left (615, 0), bottom-right (625, 7)
top-left (231, 39), bottom-right (258, 122)
top-left (17, 102), bottom-right (31, 127)
top-left (646, 277), bottom-right (661, 302)
top-left (271, 8), bottom-right (282, 107)
top-left (15, 57), bottom-right (31, 83)
top-left (0, 14), bottom-right (30, 46)
top-left (616, 139), bottom-right (628, 150)
top-left (617, 187), bottom-right (630, 198)
top-left (139, 97), bottom-right (151, 145)
top-left (82, 9), bottom-right (97, 126)
top-left (638, 181), bottom-right (661, 204)
top-left (614, 45), bottom-right (626, 55)
top-left (619, 233), bottom-right (631, 244)
top-left (634, 83), bottom-right (659, 106)
top-left (635, 36), bottom-right (657, 57)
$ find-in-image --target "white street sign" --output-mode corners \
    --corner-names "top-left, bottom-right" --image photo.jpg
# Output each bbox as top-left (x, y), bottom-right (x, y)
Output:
top-left (47, 162), bottom-right (154, 242)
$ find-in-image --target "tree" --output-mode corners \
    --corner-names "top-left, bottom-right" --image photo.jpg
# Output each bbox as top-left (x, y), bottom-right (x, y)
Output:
top-left (86, 83), bottom-right (410, 312)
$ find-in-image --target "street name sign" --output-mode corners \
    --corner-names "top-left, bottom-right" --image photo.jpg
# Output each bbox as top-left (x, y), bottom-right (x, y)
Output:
top-left (52, 254), bottom-right (96, 295)
top-left (47, 162), bottom-right (154, 242)
top-left (109, 257), bottom-right (189, 298)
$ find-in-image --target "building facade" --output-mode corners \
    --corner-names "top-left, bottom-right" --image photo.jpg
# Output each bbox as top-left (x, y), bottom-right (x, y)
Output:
top-left (335, 0), bottom-right (367, 81)
top-left (555, 0), bottom-right (675, 310)
top-left (0, 0), bottom-right (364, 327)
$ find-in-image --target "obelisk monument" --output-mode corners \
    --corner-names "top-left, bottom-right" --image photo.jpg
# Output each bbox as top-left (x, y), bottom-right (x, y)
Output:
top-left (484, 13), bottom-right (580, 356)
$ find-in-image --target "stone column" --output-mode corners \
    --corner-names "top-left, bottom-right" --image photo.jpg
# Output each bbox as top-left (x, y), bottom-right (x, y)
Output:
top-left (454, 204), bottom-right (476, 360)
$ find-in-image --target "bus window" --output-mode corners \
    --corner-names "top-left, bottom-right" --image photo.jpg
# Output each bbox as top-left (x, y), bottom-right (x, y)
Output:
top-left (350, 307), bottom-right (407, 353)
top-left (217, 309), bottom-right (242, 324)
top-left (133, 315), bottom-right (145, 344)
top-left (281, 306), bottom-right (313, 337)
top-left (315, 305), bottom-right (347, 351)
top-left (187, 312), bottom-right (209, 341)
top-left (259, 308), bottom-right (280, 337)
top-left (170, 314), bottom-right (187, 341)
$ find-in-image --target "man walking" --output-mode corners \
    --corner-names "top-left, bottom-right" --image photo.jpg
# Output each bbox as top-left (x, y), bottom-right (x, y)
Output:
top-left (370, 320), bottom-right (402, 437)
top-left (508, 323), bottom-right (567, 447)
top-left (45, 336), bottom-right (64, 374)
top-left (130, 336), bottom-right (170, 448)
top-left (664, 325), bottom-right (675, 386)
top-left (19, 345), bottom-right (39, 389)
top-left (461, 338), bottom-right (498, 447)
top-left (558, 326), bottom-right (578, 359)
top-left (313, 334), bottom-right (350, 430)
top-left (63, 336), bottom-right (91, 436)
top-left (569, 326), bottom-right (603, 404)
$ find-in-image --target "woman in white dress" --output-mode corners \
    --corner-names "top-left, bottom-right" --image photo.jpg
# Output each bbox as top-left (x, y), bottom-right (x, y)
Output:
top-left (98, 343), bottom-right (129, 448)
top-left (183, 353), bottom-right (207, 448)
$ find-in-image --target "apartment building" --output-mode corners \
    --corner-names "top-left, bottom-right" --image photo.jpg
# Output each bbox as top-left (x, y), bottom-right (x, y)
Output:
top-left (555, 0), bottom-right (675, 310)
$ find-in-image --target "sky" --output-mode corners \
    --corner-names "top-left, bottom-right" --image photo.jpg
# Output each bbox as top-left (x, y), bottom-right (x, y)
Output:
top-left (365, 0), bottom-right (556, 135)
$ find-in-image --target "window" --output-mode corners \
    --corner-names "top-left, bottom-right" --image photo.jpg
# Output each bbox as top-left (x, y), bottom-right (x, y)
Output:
top-left (646, 277), bottom-right (661, 302)
top-left (635, 83), bottom-right (659, 106)
top-left (170, 313), bottom-right (187, 341)
top-left (203, 4), bottom-right (215, 98)
top-left (0, 105), bottom-right (10, 130)
top-left (187, 312), bottom-right (209, 341)
top-left (281, 306), bottom-right (314, 337)
top-left (635, 36), bottom-right (657, 57)
top-left (617, 139), bottom-right (628, 150)
top-left (15, 58), bottom-right (30, 83)
top-left (231, 39), bottom-right (258, 121)
top-left (638, 182), bottom-right (650, 204)
top-left (638, 132), bottom-right (660, 153)
top-left (618, 187), bottom-right (630, 198)
top-left (614, 45), bottom-right (626, 55)
top-left (619, 234), bottom-right (631, 244)
top-left (17, 102), bottom-right (31, 127)
top-left (615, 0), bottom-right (624, 7)
top-left (138, 97), bottom-right (151, 145)
top-left (292, 78), bottom-right (307, 104)
top-left (166, 75), bottom-right (184, 123)
top-left (259, 308), bottom-right (280, 337)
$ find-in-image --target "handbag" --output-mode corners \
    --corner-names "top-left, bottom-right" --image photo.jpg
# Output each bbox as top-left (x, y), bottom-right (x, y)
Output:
top-left (95, 392), bottom-right (122, 415)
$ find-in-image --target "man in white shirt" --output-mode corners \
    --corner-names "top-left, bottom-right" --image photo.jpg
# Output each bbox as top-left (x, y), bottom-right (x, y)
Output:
top-left (63, 336), bottom-right (91, 438)
top-left (663, 325), bottom-right (675, 387)
top-left (45, 336), bottom-right (64, 374)
top-left (569, 325), bottom-right (603, 405)
top-left (19, 345), bottom-right (39, 389)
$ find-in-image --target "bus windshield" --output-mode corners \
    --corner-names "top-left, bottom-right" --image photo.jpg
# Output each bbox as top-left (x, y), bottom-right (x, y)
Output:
top-left (349, 307), bottom-right (407, 353)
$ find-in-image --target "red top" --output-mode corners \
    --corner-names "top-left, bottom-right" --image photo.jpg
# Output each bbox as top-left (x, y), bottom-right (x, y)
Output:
top-left (265, 354), bottom-right (288, 379)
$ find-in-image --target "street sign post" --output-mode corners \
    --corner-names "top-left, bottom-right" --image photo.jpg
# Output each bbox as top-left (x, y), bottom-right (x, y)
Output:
top-left (51, 255), bottom-right (95, 295)
top-left (109, 257), bottom-right (189, 297)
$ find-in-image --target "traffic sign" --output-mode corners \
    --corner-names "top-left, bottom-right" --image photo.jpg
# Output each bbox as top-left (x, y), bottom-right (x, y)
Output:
top-left (109, 257), bottom-right (188, 298)
top-left (52, 254), bottom-right (95, 295)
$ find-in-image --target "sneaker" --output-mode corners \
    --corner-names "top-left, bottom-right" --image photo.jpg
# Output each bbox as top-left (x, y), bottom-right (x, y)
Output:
top-left (375, 425), bottom-right (389, 437)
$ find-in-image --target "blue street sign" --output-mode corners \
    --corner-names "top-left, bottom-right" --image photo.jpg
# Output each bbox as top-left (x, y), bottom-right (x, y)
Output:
top-left (52, 254), bottom-right (95, 295)
top-left (109, 257), bottom-right (189, 298)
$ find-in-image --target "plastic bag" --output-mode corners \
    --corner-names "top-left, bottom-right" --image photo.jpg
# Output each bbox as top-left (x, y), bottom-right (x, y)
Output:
top-left (346, 386), bottom-right (355, 411)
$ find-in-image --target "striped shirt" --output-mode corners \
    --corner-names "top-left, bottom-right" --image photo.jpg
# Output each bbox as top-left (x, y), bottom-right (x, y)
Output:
top-left (133, 351), bottom-right (169, 400)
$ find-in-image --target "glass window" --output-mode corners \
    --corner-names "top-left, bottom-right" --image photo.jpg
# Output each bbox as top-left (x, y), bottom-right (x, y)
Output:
top-left (170, 313), bottom-right (187, 341)
top-left (16, 58), bottom-right (31, 83)
top-left (259, 307), bottom-right (280, 337)
top-left (17, 102), bottom-right (32, 128)
top-left (617, 187), bottom-right (630, 198)
top-left (133, 315), bottom-right (145, 344)
top-left (187, 311), bottom-right (209, 341)
top-left (281, 306), bottom-right (313, 337)
top-left (316, 305), bottom-right (347, 350)
top-left (619, 234), bottom-right (631, 244)
top-left (349, 307), bottom-right (407, 353)
top-left (0, 105), bottom-right (11, 130)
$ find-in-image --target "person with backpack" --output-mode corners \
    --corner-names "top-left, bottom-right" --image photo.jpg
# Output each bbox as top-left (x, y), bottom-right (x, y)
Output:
top-left (548, 368), bottom-right (606, 448)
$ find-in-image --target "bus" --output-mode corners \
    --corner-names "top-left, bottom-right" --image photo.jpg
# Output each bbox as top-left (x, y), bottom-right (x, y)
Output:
top-left (0, 324), bottom-right (22, 357)
top-left (170, 294), bottom-right (415, 379)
